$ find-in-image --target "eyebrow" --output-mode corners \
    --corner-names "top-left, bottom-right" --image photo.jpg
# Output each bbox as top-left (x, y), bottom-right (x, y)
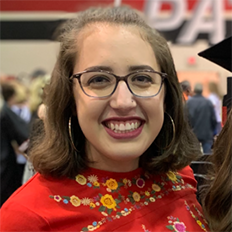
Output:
top-left (128, 65), bottom-right (155, 72)
top-left (85, 65), bottom-right (155, 72)
top-left (85, 66), bottom-right (113, 72)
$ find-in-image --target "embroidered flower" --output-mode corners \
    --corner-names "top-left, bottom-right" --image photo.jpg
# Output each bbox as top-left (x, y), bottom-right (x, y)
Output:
top-left (145, 191), bottom-right (150, 196)
top-left (100, 194), bottom-right (117, 210)
top-left (93, 181), bottom-right (100, 187)
top-left (90, 202), bottom-right (96, 208)
top-left (70, 195), bottom-right (81, 207)
top-left (197, 220), bottom-right (202, 226)
top-left (136, 178), bottom-right (145, 188)
top-left (173, 222), bottom-right (186, 232)
top-left (63, 199), bottom-right (69, 204)
top-left (88, 174), bottom-right (98, 183)
top-left (87, 225), bottom-right (99, 231)
top-left (82, 197), bottom-right (91, 206)
top-left (105, 178), bottom-right (118, 190)
top-left (152, 184), bottom-right (161, 192)
top-left (75, 174), bottom-right (87, 185)
top-left (54, 195), bottom-right (62, 202)
top-left (166, 171), bottom-right (178, 183)
top-left (123, 178), bottom-right (128, 184)
top-left (132, 192), bottom-right (141, 202)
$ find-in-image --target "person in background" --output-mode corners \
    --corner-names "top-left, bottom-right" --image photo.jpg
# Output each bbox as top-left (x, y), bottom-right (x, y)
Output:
top-left (180, 80), bottom-right (192, 102)
top-left (0, 82), bottom-right (29, 206)
top-left (29, 74), bottom-right (50, 124)
top-left (197, 35), bottom-right (232, 232)
top-left (185, 83), bottom-right (217, 154)
top-left (9, 81), bottom-right (31, 182)
top-left (1, 6), bottom-right (208, 231)
top-left (208, 81), bottom-right (223, 135)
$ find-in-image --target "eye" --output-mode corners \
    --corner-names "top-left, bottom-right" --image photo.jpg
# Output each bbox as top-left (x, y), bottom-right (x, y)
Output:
top-left (131, 74), bottom-right (153, 83)
top-left (87, 75), bottom-right (111, 85)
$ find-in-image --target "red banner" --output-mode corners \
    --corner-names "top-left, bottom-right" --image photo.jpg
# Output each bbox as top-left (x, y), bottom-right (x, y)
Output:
top-left (0, 0), bottom-right (231, 12)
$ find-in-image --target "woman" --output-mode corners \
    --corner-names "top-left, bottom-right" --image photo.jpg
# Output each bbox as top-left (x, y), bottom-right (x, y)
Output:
top-left (199, 36), bottom-right (232, 232)
top-left (208, 81), bottom-right (223, 135)
top-left (202, 109), bottom-right (232, 231)
top-left (0, 6), bottom-right (208, 231)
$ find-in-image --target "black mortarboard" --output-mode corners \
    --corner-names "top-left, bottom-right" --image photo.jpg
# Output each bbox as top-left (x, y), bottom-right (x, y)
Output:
top-left (198, 36), bottom-right (232, 72)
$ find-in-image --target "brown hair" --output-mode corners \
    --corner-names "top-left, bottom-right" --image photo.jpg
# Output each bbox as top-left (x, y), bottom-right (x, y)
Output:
top-left (29, 6), bottom-right (201, 178)
top-left (208, 81), bottom-right (223, 99)
top-left (202, 110), bottom-right (232, 231)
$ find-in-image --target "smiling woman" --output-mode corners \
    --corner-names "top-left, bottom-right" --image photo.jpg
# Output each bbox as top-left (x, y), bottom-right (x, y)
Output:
top-left (0, 6), bottom-right (208, 232)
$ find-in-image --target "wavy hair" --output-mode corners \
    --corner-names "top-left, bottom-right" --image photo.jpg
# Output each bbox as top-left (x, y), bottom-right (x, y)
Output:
top-left (202, 109), bottom-right (232, 231)
top-left (29, 6), bottom-right (201, 178)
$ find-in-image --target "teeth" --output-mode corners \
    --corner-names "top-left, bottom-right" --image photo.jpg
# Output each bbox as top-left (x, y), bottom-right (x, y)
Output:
top-left (125, 123), bottom-right (131, 130)
top-left (106, 121), bottom-right (141, 133)
top-left (110, 123), bottom-right (115, 130)
top-left (119, 124), bottom-right (125, 131)
top-left (135, 122), bottom-right (138, 129)
top-left (131, 123), bottom-right (135, 130)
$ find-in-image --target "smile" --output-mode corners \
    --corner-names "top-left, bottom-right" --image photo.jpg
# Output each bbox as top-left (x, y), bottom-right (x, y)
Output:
top-left (102, 118), bottom-right (145, 139)
top-left (105, 120), bottom-right (141, 133)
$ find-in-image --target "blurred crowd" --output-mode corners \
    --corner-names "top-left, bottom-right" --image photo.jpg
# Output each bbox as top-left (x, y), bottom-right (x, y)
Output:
top-left (180, 80), bottom-right (223, 154)
top-left (0, 69), bottom-right (50, 206)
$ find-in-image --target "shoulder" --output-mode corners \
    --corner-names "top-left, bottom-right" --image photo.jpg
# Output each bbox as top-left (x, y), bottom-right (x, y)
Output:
top-left (0, 173), bottom-right (66, 231)
top-left (0, 186), bottom-right (51, 231)
top-left (178, 166), bottom-right (196, 187)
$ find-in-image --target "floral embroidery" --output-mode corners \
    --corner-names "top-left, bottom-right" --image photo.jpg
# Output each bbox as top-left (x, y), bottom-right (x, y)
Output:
top-left (87, 174), bottom-right (98, 183)
top-left (76, 174), bottom-right (87, 185)
top-left (105, 178), bottom-right (118, 190)
top-left (166, 171), bottom-right (178, 183)
top-left (70, 195), bottom-right (81, 207)
top-left (93, 182), bottom-right (100, 188)
top-left (152, 183), bottom-right (161, 192)
top-left (185, 201), bottom-right (208, 231)
top-left (82, 197), bottom-right (91, 206)
top-left (166, 216), bottom-right (187, 232)
top-left (132, 192), bottom-right (141, 202)
top-left (136, 178), bottom-right (145, 188)
top-left (53, 195), bottom-right (62, 202)
top-left (50, 170), bottom-right (195, 232)
top-left (100, 194), bottom-right (117, 211)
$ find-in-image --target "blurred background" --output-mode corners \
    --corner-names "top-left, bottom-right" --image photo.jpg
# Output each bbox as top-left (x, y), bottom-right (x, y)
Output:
top-left (0, 0), bottom-right (231, 95)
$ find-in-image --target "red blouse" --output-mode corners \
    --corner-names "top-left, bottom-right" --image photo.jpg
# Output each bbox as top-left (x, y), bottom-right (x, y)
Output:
top-left (0, 166), bottom-right (209, 231)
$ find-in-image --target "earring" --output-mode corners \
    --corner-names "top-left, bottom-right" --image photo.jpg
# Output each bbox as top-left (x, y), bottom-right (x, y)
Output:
top-left (156, 112), bottom-right (176, 150)
top-left (68, 117), bottom-right (79, 152)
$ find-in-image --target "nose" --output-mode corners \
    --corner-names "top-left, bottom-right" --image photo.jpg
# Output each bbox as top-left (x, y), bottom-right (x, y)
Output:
top-left (110, 81), bottom-right (136, 113)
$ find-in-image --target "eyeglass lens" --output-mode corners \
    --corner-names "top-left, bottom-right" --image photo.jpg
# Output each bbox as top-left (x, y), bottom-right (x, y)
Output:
top-left (80, 71), bottom-right (163, 97)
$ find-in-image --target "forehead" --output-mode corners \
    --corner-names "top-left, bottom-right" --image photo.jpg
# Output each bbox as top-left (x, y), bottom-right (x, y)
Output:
top-left (74, 23), bottom-right (159, 73)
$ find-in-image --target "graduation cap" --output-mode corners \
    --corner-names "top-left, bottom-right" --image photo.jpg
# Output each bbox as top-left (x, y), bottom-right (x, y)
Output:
top-left (198, 36), bottom-right (232, 72)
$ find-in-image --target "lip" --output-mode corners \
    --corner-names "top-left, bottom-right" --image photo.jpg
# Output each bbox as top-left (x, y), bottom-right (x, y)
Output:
top-left (102, 116), bottom-right (145, 140)
top-left (102, 116), bottom-right (145, 124)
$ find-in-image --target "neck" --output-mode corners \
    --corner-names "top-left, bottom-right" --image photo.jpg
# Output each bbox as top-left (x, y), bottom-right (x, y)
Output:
top-left (86, 144), bottom-right (139, 173)
top-left (88, 159), bottom-right (139, 173)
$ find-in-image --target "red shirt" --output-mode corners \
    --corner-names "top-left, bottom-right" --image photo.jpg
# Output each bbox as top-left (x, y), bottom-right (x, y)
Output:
top-left (0, 166), bottom-right (209, 231)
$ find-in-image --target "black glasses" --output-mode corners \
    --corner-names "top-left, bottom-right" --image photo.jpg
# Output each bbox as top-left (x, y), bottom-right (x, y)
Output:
top-left (70, 69), bottom-right (167, 98)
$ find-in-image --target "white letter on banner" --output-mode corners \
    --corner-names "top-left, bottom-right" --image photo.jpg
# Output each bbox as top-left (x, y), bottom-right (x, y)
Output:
top-left (177, 0), bottom-right (224, 44)
top-left (145, 0), bottom-right (186, 30)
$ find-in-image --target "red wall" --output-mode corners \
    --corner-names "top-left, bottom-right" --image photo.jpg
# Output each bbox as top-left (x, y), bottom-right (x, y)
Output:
top-left (0, 0), bottom-right (231, 12)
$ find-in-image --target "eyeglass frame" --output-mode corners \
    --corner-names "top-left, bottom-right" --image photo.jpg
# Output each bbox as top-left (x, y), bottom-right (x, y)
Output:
top-left (69, 69), bottom-right (168, 98)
